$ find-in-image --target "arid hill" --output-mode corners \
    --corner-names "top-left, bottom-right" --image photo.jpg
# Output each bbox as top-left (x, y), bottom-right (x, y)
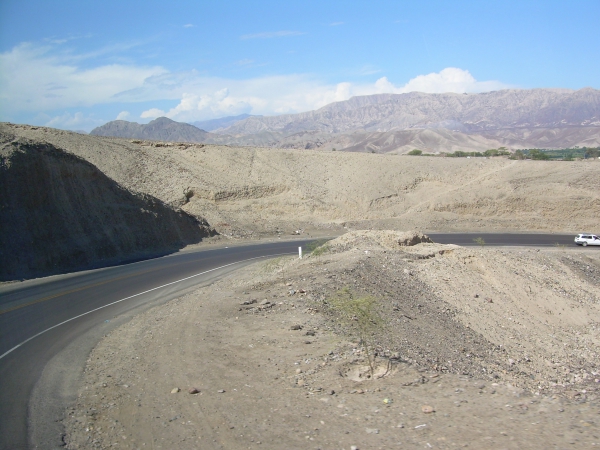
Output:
top-left (3, 122), bottom-right (599, 246)
top-left (0, 128), bottom-right (214, 280)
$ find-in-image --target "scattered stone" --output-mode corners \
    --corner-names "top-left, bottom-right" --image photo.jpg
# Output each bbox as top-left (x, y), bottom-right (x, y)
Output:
top-left (188, 388), bottom-right (200, 395)
top-left (296, 368), bottom-right (303, 374)
top-left (290, 324), bottom-right (303, 330)
top-left (421, 405), bottom-right (435, 414)
top-left (170, 388), bottom-right (180, 394)
top-left (217, 389), bottom-right (226, 393)
top-left (365, 428), bottom-right (380, 434)
top-left (305, 330), bottom-right (316, 336)
top-left (297, 379), bottom-right (306, 387)
top-left (259, 299), bottom-right (270, 305)
top-left (383, 398), bottom-right (392, 404)
top-left (289, 290), bottom-right (296, 295)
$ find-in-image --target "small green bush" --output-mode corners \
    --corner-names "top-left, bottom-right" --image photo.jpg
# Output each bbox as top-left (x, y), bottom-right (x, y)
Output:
top-left (327, 288), bottom-right (384, 377)
top-left (473, 237), bottom-right (486, 247)
top-left (305, 239), bottom-right (330, 257)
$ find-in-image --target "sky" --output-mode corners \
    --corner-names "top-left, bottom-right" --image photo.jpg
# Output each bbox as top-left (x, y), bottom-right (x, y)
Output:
top-left (0, 0), bottom-right (599, 132)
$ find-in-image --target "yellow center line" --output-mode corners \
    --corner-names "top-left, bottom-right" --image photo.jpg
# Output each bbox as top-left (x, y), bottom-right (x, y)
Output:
top-left (0, 259), bottom-right (193, 315)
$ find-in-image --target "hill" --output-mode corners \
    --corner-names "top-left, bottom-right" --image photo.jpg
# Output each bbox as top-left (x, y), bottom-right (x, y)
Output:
top-left (0, 126), bottom-right (214, 280)
top-left (219, 88), bottom-right (600, 135)
top-left (90, 117), bottom-right (213, 142)
top-left (3, 122), bottom-right (599, 247)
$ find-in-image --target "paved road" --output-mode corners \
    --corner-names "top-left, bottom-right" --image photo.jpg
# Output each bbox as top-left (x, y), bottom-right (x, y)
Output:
top-left (0, 233), bottom-right (587, 449)
top-left (0, 240), bottom-right (311, 450)
top-left (427, 232), bottom-right (577, 247)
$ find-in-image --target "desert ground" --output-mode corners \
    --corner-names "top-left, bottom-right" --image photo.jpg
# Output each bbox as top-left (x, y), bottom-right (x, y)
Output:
top-left (3, 124), bottom-right (600, 448)
top-left (64, 232), bottom-right (600, 449)
top-left (3, 123), bottom-right (600, 242)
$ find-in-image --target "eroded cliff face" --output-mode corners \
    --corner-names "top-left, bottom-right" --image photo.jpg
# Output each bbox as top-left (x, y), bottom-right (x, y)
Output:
top-left (0, 135), bottom-right (214, 281)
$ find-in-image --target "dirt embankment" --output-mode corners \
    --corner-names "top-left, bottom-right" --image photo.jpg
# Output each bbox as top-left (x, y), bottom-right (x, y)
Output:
top-left (64, 231), bottom-right (600, 449)
top-left (0, 134), bottom-right (214, 281)
top-left (3, 123), bottom-right (599, 241)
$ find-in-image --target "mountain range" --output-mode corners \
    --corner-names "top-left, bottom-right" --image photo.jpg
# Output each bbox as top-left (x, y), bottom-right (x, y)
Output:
top-left (90, 88), bottom-right (600, 153)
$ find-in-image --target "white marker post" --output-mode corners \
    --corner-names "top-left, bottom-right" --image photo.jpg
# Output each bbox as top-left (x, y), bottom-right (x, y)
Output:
top-left (299, 246), bottom-right (303, 259)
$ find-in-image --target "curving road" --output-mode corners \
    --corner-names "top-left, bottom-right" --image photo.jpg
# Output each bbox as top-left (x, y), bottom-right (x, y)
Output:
top-left (0, 233), bottom-right (587, 449)
top-left (0, 240), bottom-right (312, 450)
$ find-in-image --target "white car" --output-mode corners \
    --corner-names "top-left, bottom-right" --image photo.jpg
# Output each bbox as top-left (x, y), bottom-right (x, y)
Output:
top-left (574, 234), bottom-right (600, 246)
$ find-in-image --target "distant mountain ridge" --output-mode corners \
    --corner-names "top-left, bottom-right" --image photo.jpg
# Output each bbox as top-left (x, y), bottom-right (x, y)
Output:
top-left (90, 88), bottom-right (600, 153)
top-left (191, 114), bottom-right (255, 132)
top-left (217, 88), bottom-right (600, 135)
top-left (90, 117), bottom-right (212, 142)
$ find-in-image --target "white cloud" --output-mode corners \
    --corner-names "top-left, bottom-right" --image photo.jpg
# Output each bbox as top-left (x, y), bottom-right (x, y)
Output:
top-left (138, 68), bottom-right (508, 122)
top-left (388, 67), bottom-right (504, 94)
top-left (0, 41), bottom-right (509, 125)
top-left (0, 42), bottom-right (166, 114)
top-left (140, 108), bottom-right (166, 119)
top-left (116, 111), bottom-right (130, 120)
top-left (183, 24), bottom-right (194, 28)
top-left (329, 22), bottom-right (344, 26)
top-left (43, 112), bottom-right (103, 130)
top-left (240, 31), bottom-right (305, 39)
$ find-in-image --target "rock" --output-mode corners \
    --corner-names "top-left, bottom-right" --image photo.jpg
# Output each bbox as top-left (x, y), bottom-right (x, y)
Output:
top-left (170, 388), bottom-right (180, 394)
top-left (350, 446), bottom-right (359, 450)
top-left (296, 368), bottom-right (303, 374)
top-left (365, 428), bottom-right (380, 434)
top-left (305, 330), bottom-right (316, 336)
top-left (290, 324), bottom-right (303, 330)
top-left (217, 389), bottom-right (226, 393)
top-left (188, 388), bottom-right (200, 394)
top-left (329, 389), bottom-right (335, 395)
top-left (421, 405), bottom-right (435, 413)
top-left (397, 231), bottom-right (433, 246)
top-left (297, 379), bottom-right (306, 387)
top-left (289, 290), bottom-right (296, 295)
top-left (259, 299), bottom-right (270, 305)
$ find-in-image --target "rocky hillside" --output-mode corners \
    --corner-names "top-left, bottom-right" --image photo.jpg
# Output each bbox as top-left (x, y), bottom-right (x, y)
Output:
top-left (90, 88), bottom-right (600, 153)
top-left (220, 88), bottom-right (600, 135)
top-left (0, 132), bottom-right (214, 281)
top-left (4, 123), bottom-right (599, 245)
top-left (90, 117), bottom-right (213, 143)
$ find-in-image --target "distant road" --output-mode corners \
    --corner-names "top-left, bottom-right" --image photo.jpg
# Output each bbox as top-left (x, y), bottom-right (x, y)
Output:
top-left (0, 232), bottom-right (587, 449)
top-left (428, 232), bottom-right (577, 247)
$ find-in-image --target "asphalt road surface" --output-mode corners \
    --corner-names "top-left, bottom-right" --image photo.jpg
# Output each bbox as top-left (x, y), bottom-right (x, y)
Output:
top-left (0, 233), bottom-right (587, 449)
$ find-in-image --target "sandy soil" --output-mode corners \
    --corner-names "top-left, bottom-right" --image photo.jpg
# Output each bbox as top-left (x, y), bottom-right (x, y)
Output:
top-left (3, 123), bottom-right (599, 239)
top-left (64, 232), bottom-right (600, 449)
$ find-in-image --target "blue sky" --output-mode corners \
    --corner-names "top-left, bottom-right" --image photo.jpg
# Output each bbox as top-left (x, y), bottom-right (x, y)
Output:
top-left (1, 0), bottom-right (599, 131)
